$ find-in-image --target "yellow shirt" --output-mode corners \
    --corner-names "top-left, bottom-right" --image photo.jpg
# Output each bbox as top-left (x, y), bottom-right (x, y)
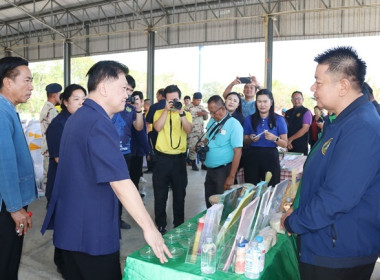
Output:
top-left (154, 109), bottom-right (192, 154)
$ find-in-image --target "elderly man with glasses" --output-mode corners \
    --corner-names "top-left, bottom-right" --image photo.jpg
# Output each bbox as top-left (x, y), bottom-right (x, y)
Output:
top-left (199, 95), bottom-right (243, 208)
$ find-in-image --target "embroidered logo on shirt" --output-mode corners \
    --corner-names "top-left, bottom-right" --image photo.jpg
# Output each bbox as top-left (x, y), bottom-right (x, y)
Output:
top-left (296, 113), bottom-right (301, 117)
top-left (321, 138), bottom-right (333, 155)
top-left (125, 106), bottom-right (132, 113)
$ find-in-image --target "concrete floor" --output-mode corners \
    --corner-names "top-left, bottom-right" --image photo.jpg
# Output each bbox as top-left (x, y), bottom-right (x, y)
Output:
top-left (18, 165), bottom-right (380, 279)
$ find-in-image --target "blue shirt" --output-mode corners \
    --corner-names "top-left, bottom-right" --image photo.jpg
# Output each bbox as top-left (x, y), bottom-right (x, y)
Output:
top-left (0, 94), bottom-right (37, 212)
top-left (204, 114), bottom-right (243, 168)
top-left (243, 114), bottom-right (287, 148)
top-left (241, 99), bottom-right (256, 118)
top-left (131, 116), bottom-right (150, 156)
top-left (112, 104), bottom-right (136, 155)
top-left (45, 110), bottom-right (71, 201)
top-left (41, 99), bottom-right (130, 256)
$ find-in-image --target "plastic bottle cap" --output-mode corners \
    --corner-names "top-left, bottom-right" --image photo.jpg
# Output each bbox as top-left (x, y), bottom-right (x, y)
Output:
top-left (255, 236), bottom-right (263, 243)
top-left (237, 241), bottom-right (246, 248)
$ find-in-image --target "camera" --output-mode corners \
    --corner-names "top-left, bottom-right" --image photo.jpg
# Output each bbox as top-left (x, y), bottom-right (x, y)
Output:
top-left (171, 98), bottom-right (182, 110)
top-left (126, 96), bottom-right (135, 104)
top-left (196, 143), bottom-right (209, 162)
top-left (239, 77), bottom-right (251, 84)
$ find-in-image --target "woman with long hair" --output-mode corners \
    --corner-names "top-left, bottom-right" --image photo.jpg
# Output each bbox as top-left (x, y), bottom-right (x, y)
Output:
top-left (225, 91), bottom-right (245, 125)
top-left (243, 89), bottom-right (287, 186)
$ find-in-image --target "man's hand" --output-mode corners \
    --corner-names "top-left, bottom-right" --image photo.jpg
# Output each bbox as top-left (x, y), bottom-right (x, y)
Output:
top-left (250, 75), bottom-right (261, 89)
top-left (287, 138), bottom-right (294, 150)
top-left (281, 206), bottom-right (293, 236)
top-left (10, 208), bottom-right (32, 236)
top-left (132, 96), bottom-right (143, 112)
top-left (143, 226), bottom-right (172, 264)
top-left (224, 175), bottom-right (235, 191)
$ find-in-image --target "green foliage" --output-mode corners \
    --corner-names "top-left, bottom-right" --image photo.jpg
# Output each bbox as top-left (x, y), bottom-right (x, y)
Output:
top-left (201, 82), bottom-right (225, 102)
top-left (18, 57), bottom-right (96, 120)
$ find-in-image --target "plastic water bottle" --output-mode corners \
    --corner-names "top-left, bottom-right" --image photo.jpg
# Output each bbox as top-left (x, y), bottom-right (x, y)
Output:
top-left (245, 236), bottom-right (265, 279)
top-left (201, 237), bottom-right (217, 274)
top-left (256, 236), bottom-right (266, 272)
top-left (234, 240), bottom-right (247, 274)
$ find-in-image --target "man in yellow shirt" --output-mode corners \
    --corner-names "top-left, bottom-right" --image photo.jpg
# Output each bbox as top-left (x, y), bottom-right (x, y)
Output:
top-left (153, 85), bottom-right (193, 235)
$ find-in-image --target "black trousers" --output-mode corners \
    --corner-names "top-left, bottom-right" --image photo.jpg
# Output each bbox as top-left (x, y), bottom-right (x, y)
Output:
top-left (60, 249), bottom-right (121, 280)
top-left (244, 147), bottom-right (280, 187)
top-left (0, 203), bottom-right (26, 280)
top-left (130, 155), bottom-right (143, 190)
top-left (300, 261), bottom-right (376, 280)
top-left (204, 163), bottom-right (232, 208)
top-left (152, 152), bottom-right (187, 228)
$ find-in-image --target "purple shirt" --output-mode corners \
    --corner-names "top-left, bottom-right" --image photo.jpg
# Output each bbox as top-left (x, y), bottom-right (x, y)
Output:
top-left (302, 110), bottom-right (313, 125)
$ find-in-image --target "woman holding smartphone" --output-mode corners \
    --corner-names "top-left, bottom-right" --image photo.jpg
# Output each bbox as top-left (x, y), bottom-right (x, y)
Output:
top-left (243, 89), bottom-right (287, 186)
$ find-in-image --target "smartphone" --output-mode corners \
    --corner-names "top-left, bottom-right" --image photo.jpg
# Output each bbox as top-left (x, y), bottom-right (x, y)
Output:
top-left (239, 77), bottom-right (251, 84)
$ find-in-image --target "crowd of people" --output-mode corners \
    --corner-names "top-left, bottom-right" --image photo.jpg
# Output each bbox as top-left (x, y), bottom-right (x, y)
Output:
top-left (1, 45), bottom-right (380, 280)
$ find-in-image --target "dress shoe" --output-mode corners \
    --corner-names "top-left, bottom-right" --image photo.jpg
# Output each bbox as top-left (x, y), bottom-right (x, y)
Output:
top-left (120, 220), bottom-right (131, 229)
top-left (158, 226), bottom-right (167, 235)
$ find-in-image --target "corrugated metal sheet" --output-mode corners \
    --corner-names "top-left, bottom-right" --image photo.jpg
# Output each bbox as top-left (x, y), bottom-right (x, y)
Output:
top-left (0, 0), bottom-right (379, 61)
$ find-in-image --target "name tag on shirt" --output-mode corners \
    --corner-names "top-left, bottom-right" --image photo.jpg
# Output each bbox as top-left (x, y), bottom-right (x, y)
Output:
top-left (220, 129), bottom-right (226, 135)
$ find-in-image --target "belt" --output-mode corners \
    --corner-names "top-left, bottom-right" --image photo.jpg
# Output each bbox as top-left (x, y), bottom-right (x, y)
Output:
top-left (208, 162), bottom-right (231, 170)
top-left (156, 151), bottom-right (186, 159)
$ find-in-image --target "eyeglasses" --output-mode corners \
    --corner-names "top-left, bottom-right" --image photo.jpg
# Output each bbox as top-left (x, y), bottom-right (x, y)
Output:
top-left (292, 97), bottom-right (302, 101)
top-left (209, 106), bottom-right (223, 116)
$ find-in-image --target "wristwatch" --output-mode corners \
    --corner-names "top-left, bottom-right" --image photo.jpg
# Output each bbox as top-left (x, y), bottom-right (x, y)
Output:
top-left (179, 112), bottom-right (186, 117)
top-left (274, 137), bottom-right (279, 143)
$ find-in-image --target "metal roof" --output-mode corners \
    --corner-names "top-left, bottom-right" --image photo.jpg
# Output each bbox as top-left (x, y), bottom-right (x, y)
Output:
top-left (1, 0), bottom-right (380, 61)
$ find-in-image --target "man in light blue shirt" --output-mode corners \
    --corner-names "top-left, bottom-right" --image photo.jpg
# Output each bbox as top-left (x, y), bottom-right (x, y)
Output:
top-left (202, 95), bottom-right (243, 208)
top-left (0, 56), bottom-right (37, 280)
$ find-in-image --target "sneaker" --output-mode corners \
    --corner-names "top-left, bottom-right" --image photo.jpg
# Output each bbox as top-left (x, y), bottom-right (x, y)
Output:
top-left (120, 220), bottom-right (131, 229)
top-left (158, 226), bottom-right (167, 235)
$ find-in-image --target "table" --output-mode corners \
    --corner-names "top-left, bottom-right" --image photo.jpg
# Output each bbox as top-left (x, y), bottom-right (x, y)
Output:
top-left (279, 153), bottom-right (306, 182)
top-left (123, 213), bottom-right (300, 280)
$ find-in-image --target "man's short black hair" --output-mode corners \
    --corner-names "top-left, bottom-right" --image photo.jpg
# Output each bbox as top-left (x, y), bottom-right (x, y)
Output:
top-left (163, 85), bottom-right (181, 99)
top-left (184, 95), bottom-right (191, 100)
top-left (0, 57), bottom-right (29, 89)
top-left (207, 95), bottom-right (225, 107)
top-left (86, 60), bottom-right (128, 92)
top-left (132, 90), bottom-right (143, 100)
top-left (291, 91), bottom-right (303, 98)
top-left (126, 75), bottom-right (136, 89)
top-left (314, 46), bottom-right (366, 90)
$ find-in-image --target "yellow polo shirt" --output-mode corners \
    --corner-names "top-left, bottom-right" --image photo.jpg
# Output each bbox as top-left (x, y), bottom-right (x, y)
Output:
top-left (154, 109), bottom-right (192, 154)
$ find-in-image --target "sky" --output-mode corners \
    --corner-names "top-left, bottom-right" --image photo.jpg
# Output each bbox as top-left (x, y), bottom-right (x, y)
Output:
top-left (94, 35), bottom-right (380, 97)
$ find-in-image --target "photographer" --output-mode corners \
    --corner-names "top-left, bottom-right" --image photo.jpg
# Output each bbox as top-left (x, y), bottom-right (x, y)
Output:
top-left (153, 85), bottom-right (193, 235)
top-left (201, 95), bottom-right (243, 208)
top-left (223, 75), bottom-right (261, 118)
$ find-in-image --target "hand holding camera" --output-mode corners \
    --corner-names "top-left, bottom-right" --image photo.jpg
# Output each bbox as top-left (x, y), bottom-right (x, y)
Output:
top-left (167, 98), bottom-right (183, 111)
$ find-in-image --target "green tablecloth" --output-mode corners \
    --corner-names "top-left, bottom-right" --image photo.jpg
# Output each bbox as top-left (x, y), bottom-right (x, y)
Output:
top-left (123, 213), bottom-right (300, 280)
